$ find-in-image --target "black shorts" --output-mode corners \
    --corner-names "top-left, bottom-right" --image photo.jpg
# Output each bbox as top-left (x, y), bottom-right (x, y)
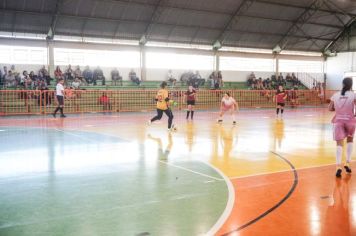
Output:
top-left (277, 102), bottom-right (285, 107)
top-left (57, 95), bottom-right (64, 106)
top-left (187, 100), bottom-right (195, 105)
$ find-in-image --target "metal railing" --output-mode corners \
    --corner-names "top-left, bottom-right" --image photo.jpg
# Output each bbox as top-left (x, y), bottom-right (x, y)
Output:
top-left (0, 89), bottom-right (326, 116)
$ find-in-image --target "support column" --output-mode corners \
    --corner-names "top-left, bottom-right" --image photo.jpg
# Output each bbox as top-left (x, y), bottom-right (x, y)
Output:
top-left (275, 54), bottom-right (279, 77)
top-left (215, 50), bottom-right (220, 72)
top-left (47, 40), bottom-right (55, 78)
top-left (140, 45), bottom-right (146, 81)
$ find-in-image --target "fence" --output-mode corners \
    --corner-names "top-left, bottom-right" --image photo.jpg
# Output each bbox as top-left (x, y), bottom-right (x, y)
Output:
top-left (0, 89), bottom-right (326, 116)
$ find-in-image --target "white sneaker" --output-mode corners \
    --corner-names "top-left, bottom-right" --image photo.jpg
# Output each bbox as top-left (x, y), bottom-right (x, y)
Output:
top-left (147, 120), bottom-right (152, 125)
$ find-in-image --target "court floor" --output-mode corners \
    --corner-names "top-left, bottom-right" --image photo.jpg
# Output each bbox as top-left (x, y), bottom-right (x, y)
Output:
top-left (0, 108), bottom-right (355, 236)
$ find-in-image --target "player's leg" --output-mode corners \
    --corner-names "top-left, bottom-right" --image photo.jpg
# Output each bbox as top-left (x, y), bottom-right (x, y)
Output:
top-left (334, 123), bottom-right (345, 177)
top-left (164, 109), bottom-right (174, 130)
top-left (345, 123), bottom-right (355, 173)
top-left (150, 109), bottom-right (164, 124)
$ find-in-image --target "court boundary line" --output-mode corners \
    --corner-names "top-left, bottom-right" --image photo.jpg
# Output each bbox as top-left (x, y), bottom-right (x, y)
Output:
top-left (221, 151), bottom-right (298, 236)
top-left (229, 160), bottom-right (356, 180)
top-left (204, 162), bottom-right (235, 236)
top-left (158, 160), bottom-right (223, 181)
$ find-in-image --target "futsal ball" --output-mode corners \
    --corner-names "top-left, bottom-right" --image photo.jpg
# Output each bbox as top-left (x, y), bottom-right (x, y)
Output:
top-left (170, 100), bottom-right (178, 106)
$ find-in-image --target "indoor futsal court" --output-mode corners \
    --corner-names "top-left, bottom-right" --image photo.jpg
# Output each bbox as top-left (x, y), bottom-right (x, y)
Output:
top-left (2, 0), bottom-right (356, 235)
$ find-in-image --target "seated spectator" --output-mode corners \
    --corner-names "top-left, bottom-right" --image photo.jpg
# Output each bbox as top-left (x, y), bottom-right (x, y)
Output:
top-left (21, 71), bottom-right (32, 89)
top-left (65, 64), bottom-right (74, 83)
top-left (10, 65), bottom-right (20, 84)
top-left (54, 66), bottom-right (63, 82)
top-left (129, 69), bottom-right (140, 86)
top-left (289, 86), bottom-right (299, 107)
top-left (99, 92), bottom-right (112, 111)
top-left (247, 72), bottom-right (256, 89)
top-left (167, 69), bottom-right (176, 87)
top-left (111, 68), bottom-right (123, 86)
top-left (291, 73), bottom-right (300, 86)
top-left (180, 70), bottom-right (194, 85)
top-left (74, 65), bottom-right (82, 79)
top-left (29, 71), bottom-right (38, 82)
top-left (190, 70), bottom-right (205, 88)
top-left (65, 86), bottom-right (75, 99)
top-left (5, 70), bottom-right (16, 87)
top-left (263, 78), bottom-right (271, 89)
top-left (83, 66), bottom-right (93, 85)
top-left (286, 73), bottom-right (292, 82)
top-left (72, 78), bottom-right (81, 90)
top-left (39, 65), bottom-right (51, 85)
top-left (35, 72), bottom-right (48, 90)
top-left (256, 77), bottom-right (264, 90)
top-left (93, 66), bottom-right (105, 85)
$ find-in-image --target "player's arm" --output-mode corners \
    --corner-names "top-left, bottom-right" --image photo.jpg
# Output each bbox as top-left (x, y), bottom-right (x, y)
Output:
top-left (328, 101), bottom-right (335, 111)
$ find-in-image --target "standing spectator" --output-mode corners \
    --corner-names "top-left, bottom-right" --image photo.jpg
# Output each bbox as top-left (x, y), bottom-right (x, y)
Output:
top-left (83, 66), bottom-right (93, 85)
top-left (93, 66), bottom-right (105, 85)
top-left (208, 71), bottom-right (218, 89)
top-left (10, 65), bottom-right (20, 83)
top-left (54, 66), bottom-right (63, 82)
top-left (217, 71), bottom-right (223, 89)
top-left (74, 66), bottom-right (82, 79)
top-left (167, 69), bottom-right (176, 87)
top-left (4, 70), bottom-right (16, 88)
top-left (65, 64), bottom-right (74, 84)
top-left (111, 68), bottom-right (122, 86)
top-left (39, 65), bottom-right (51, 85)
top-left (129, 69), bottom-right (141, 86)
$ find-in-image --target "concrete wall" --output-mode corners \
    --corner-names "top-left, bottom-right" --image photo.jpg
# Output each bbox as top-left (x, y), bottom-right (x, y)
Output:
top-left (326, 52), bottom-right (354, 90)
top-left (0, 37), bottom-right (324, 83)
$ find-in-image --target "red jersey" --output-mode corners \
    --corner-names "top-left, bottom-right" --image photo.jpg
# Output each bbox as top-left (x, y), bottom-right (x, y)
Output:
top-left (186, 90), bottom-right (196, 101)
top-left (276, 91), bottom-right (287, 103)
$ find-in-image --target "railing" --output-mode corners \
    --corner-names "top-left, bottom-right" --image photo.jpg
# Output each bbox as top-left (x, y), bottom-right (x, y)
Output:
top-left (297, 72), bottom-right (325, 89)
top-left (0, 89), bottom-right (325, 116)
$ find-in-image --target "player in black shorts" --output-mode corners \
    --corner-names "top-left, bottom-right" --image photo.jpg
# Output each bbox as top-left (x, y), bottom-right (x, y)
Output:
top-left (185, 85), bottom-right (196, 120)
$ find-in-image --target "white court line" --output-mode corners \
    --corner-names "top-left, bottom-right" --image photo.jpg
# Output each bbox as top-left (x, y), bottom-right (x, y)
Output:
top-left (229, 160), bottom-right (356, 180)
top-left (53, 128), bottom-right (97, 143)
top-left (204, 161), bottom-right (235, 236)
top-left (158, 160), bottom-right (223, 181)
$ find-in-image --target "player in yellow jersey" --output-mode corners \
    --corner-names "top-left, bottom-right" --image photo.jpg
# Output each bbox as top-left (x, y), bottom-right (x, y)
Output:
top-left (148, 82), bottom-right (175, 131)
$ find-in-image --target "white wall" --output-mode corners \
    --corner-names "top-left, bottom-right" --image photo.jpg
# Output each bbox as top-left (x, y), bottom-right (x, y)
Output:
top-left (326, 52), bottom-right (354, 90)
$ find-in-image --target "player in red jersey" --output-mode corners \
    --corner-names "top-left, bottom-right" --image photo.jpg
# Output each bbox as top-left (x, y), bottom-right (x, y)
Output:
top-left (274, 85), bottom-right (287, 118)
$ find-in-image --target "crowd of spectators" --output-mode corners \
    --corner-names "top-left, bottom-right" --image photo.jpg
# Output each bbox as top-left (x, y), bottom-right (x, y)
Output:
top-left (247, 72), bottom-right (301, 90)
top-left (167, 70), bottom-right (222, 89)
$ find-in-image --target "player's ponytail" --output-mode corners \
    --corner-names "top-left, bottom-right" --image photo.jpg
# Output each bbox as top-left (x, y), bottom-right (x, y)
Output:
top-left (341, 77), bottom-right (352, 96)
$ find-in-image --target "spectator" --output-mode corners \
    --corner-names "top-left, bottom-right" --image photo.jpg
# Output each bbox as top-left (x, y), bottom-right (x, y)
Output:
top-left (65, 64), bottom-right (74, 83)
top-left (54, 66), bottom-right (63, 82)
top-left (129, 69), bottom-right (140, 86)
top-left (93, 66), bottom-right (105, 85)
top-left (217, 71), bottom-right (223, 89)
top-left (65, 86), bottom-right (75, 99)
top-left (5, 70), bottom-right (16, 88)
top-left (38, 87), bottom-right (52, 107)
top-left (167, 69), bottom-right (176, 87)
top-left (10, 65), bottom-right (20, 83)
top-left (83, 66), bottom-right (93, 85)
top-left (74, 65), bottom-right (82, 79)
top-left (72, 78), bottom-right (81, 90)
top-left (180, 70), bottom-right (194, 85)
top-left (99, 92), bottom-right (112, 111)
top-left (39, 65), bottom-right (51, 85)
top-left (111, 68), bottom-right (123, 86)
top-left (256, 77), bottom-right (263, 90)
top-left (191, 70), bottom-right (205, 88)
top-left (21, 71), bottom-right (32, 89)
top-left (0, 67), bottom-right (3, 86)
top-left (29, 71), bottom-right (38, 83)
top-left (292, 73), bottom-right (299, 86)
top-left (36, 72), bottom-right (48, 90)
top-left (208, 71), bottom-right (217, 89)
top-left (247, 72), bottom-right (256, 89)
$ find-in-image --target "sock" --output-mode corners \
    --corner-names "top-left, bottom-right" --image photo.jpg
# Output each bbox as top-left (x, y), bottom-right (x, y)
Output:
top-left (232, 113), bottom-right (236, 122)
top-left (276, 108), bottom-right (279, 115)
top-left (191, 111), bottom-right (194, 119)
top-left (336, 145), bottom-right (343, 166)
top-left (281, 109), bottom-right (284, 114)
top-left (186, 111), bottom-right (190, 119)
top-left (347, 142), bottom-right (353, 163)
top-left (54, 107), bottom-right (60, 114)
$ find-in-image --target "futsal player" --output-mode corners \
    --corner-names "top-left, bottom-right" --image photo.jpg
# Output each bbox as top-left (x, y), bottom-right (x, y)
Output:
top-left (274, 85), bottom-right (287, 118)
top-left (185, 85), bottom-right (196, 120)
top-left (148, 81), bottom-right (175, 131)
top-left (53, 78), bottom-right (66, 118)
top-left (218, 92), bottom-right (238, 125)
top-left (329, 77), bottom-right (355, 178)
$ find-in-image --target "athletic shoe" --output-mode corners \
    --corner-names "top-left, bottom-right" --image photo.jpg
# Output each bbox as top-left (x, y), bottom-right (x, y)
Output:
top-left (233, 121), bottom-right (237, 125)
top-left (60, 115), bottom-right (66, 118)
top-left (147, 120), bottom-right (152, 125)
top-left (336, 168), bottom-right (342, 178)
top-left (52, 113), bottom-right (56, 118)
top-left (344, 165), bottom-right (352, 174)
top-left (217, 119), bottom-right (223, 123)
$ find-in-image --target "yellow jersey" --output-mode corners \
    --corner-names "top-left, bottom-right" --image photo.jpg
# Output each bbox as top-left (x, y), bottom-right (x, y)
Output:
top-left (156, 89), bottom-right (169, 110)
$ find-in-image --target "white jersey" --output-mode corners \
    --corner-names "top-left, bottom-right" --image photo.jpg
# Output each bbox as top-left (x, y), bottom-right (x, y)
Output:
top-left (222, 97), bottom-right (235, 107)
top-left (56, 83), bottom-right (64, 96)
top-left (331, 91), bottom-right (355, 123)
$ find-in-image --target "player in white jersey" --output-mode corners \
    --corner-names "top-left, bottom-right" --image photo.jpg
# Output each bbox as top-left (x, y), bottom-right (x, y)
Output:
top-left (329, 77), bottom-right (356, 177)
top-left (53, 78), bottom-right (66, 118)
top-left (218, 92), bottom-right (238, 125)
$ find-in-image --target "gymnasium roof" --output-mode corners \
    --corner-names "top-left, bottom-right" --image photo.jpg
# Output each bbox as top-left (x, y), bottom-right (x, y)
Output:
top-left (0, 0), bottom-right (355, 52)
